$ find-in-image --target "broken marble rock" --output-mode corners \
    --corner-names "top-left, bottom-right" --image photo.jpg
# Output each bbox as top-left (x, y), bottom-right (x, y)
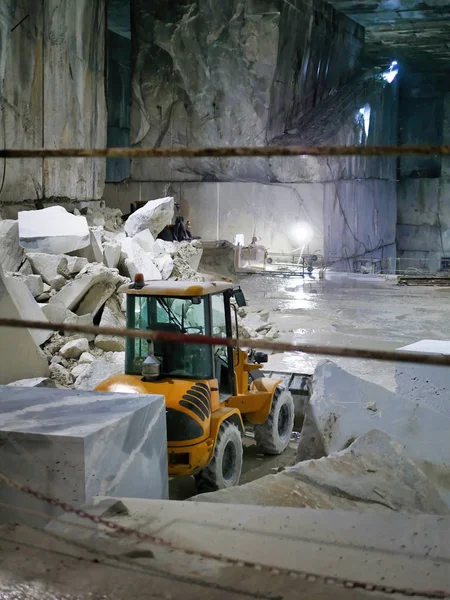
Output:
top-left (7, 377), bottom-right (55, 388)
top-left (171, 257), bottom-right (205, 282)
top-left (154, 254), bottom-right (173, 280)
top-left (102, 239), bottom-right (121, 269)
top-left (76, 281), bottom-right (116, 318)
top-left (177, 240), bottom-right (203, 272)
top-left (79, 352), bottom-right (95, 364)
top-left (124, 197), bottom-right (174, 238)
top-left (41, 302), bottom-right (75, 324)
top-left (48, 263), bottom-right (125, 312)
top-left (73, 227), bottom-right (104, 263)
top-left (0, 266), bottom-right (49, 384)
top-left (49, 362), bottom-right (74, 387)
top-left (63, 313), bottom-right (95, 341)
top-left (297, 360), bottom-right (450, 507)
top-left (27, 253), bottom-right (71, 286)
top-left (74, 351), bottom-right (125, 390)
top-left (5, 272), bottom-right (44, 298)
top-left (71, 363), bottom-right (90, 379)
top-left (59, 338), bottom-right (90, 359)
top-left (18, 206), bottom-right (90, 254)
top-left (4, 274), bottom-right (52, 346)
top-left (194, 429), bottom-right (448, 515)
top-left (84, 205), bottom-right (123, 231)
top-left (0, 220), bottom-right (24, 273)
top-left (94, 295), bottom-right (126, 352)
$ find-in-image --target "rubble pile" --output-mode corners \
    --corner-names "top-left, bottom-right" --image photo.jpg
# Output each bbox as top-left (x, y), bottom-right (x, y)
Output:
top-left (0, 197), bottom-right (207, 389)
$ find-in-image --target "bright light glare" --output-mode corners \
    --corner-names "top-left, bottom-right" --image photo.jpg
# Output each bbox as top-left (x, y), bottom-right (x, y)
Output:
top-left (289, 222), bottom-right (314, 247)
top-left (382, 60), bottom-right (398, 83)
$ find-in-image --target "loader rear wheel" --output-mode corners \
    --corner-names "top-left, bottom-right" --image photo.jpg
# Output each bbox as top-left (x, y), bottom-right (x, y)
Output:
top-left (195, 421), bottom-right (243, 493)
top-left (254, 387), bottom-right (294, 455)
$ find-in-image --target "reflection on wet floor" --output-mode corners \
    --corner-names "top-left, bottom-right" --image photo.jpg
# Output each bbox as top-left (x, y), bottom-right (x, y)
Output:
top-left (239, 273), bottom-right (450, 390)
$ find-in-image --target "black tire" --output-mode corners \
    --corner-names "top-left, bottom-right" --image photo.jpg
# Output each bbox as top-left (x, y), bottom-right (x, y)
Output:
top-left (254, 387), bottom-right (294, 455)
top-left (195, 421), bottom-right (243, 493)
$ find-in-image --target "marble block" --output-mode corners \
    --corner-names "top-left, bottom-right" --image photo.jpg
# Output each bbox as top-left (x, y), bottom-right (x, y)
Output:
top-left (0, 387), bottom-right (168, 527)
top-left (395, 339), bottom-right (450, 408)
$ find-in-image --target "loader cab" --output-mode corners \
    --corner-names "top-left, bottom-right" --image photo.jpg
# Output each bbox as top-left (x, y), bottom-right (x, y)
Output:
top-left (121, 279), bottom-right (245, 399)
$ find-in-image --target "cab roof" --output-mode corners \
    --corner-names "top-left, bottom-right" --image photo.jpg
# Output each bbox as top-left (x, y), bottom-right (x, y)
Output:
top-left (118, 280), bottom-right (234, 297)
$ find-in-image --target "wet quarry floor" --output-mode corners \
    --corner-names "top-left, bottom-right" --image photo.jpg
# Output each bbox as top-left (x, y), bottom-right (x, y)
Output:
top-left (171, 272), bottom-right (450, 500)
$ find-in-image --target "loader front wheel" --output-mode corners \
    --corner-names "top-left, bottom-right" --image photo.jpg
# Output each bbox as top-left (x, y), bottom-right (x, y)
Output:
top-left (254, 387), bottom-right (294, 455)
top-left (195, 421), bottom-right (243, 493)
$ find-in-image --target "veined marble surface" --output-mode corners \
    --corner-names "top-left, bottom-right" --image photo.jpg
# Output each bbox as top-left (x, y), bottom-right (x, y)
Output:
top-left (0, 386), bottom-right (168, 526)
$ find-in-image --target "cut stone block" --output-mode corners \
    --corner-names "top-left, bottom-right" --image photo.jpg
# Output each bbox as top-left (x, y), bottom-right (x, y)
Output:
top-left (395, 339), bottom-right (450, 407)
top-left (76, 281), bottom-right (116, 317)
top-left (27, 253), bottom-right (70, 286)
top-left (7, 377), bottom-right (55, 388)
top-left (298, 360), bottom-right (450, 507)
top-left (18, 206), bottom-right (90, 254)
top-left (95, 296), bottom-right (125, 352)
top-left (0, 387), bottom-right (168, 526)
top-left (60, 338), bottom-right (90, 359)
top-left (193, 430), bottom-right (448, 514)
top-left (0, 220), bottom-right (24, 273)
top-left (74, 352), bottom-right (125, 390)
top-left (4, 274), bottom-right (52, 346)
top-left (124, 197), bottom-right (174, 238)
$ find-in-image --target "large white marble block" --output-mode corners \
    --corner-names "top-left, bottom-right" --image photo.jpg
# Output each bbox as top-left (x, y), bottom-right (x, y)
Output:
top-left (0, 387), bottom-right (168, 527)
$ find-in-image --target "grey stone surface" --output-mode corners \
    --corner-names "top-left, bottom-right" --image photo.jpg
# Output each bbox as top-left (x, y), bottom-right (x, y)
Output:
top-left (0, 220), bottom-right (24, 273)
top-left (0, 386), bottom-right (168, 526)
top-left (298, 360), bottom-right (450, 507)
top-left (0, 1), bottom-right (106, 204)
top-left (195, 430), bottom-right (448, 514)
top-left (130, 0), bottom-right (363, 184)
top-left (7, 378), bottom-right (55, 388)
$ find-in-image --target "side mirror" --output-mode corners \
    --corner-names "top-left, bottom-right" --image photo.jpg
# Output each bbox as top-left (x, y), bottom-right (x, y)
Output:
top-left (233, 287), bottom-right (247, 307)
top-left (254, 351), bottom-right (268, 364)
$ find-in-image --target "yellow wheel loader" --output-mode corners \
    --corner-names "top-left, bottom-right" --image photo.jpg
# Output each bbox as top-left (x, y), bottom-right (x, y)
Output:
top-left (96, 277), bottom-right (295, 492)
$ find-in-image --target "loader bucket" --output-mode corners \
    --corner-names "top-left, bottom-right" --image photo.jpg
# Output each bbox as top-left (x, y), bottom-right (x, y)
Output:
top-left (262, 370), bottom-right (312, 428)
top-left (198, 240), bottom-right (238, 281)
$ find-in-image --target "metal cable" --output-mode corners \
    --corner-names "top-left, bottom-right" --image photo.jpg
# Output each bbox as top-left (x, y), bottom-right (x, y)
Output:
top-left (0, 472), bottom-right (447, 598)
top-left (0, 316), bottom-right (449, 367)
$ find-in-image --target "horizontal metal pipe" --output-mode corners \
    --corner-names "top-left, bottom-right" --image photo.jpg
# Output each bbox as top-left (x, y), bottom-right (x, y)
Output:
top-left (0, 144), bottom-right (448, 159)
top-left (0, 317), bottom-right (448, 367)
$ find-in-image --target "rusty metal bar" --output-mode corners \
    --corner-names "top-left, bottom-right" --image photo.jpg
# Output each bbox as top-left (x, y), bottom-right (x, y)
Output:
top-left (0, 317), bottom-right (448, 367)
top-left (0, 144), bottom-right (449, 159)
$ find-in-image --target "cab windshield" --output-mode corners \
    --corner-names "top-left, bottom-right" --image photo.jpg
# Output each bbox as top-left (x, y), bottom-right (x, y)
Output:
top-left (125, 294), bottom-right (213, 379)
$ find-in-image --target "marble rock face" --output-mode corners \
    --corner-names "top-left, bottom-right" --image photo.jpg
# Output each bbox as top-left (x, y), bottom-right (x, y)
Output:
top-left (0, 386), bottom-right (168, 527)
